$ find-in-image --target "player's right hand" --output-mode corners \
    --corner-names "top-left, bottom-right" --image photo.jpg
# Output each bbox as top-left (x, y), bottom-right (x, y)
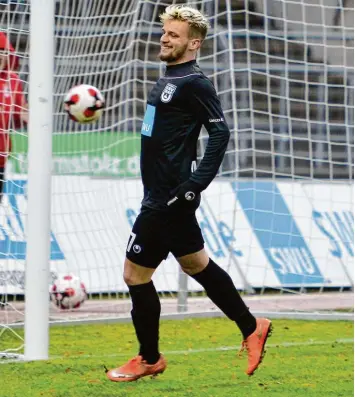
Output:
top-left (167, 180), bottom-right (202, 207)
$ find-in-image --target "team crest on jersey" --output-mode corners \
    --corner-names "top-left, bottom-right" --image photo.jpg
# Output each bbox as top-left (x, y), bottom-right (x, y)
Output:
top-left (161, 83), bottom-right (177, 103)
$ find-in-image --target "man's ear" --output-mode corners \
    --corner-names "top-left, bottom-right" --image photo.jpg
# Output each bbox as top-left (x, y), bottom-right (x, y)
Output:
top-left (189, 38), bottom-right (202, 51)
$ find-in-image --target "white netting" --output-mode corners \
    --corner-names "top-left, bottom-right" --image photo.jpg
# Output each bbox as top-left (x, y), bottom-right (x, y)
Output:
top-left (0, 0), bottom-right (353, 360)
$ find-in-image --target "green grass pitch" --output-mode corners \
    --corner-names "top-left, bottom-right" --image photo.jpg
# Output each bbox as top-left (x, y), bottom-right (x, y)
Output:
top-left (1, 318), bottom-right (353, 397)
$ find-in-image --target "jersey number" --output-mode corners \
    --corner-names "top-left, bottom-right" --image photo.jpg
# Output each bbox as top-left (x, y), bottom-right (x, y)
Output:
top-left (126, 232), bottom-right (137, 252)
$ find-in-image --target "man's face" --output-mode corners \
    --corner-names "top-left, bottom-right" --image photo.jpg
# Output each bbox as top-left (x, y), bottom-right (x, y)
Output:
top-left (159, 20), bottom-right (199, 64)
top-left (0, 51), bottom-right (7, 71)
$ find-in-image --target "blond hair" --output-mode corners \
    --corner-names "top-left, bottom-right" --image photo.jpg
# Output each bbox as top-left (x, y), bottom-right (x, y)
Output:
top-left (160, 5), bottom-right (210, 40)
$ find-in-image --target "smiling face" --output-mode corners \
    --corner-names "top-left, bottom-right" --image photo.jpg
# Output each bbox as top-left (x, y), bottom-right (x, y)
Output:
top-left (158, 20), bottom-right (202, 65)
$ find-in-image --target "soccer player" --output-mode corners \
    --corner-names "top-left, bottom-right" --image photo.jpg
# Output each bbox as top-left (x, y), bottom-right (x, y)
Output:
top-left (0, 32), bottom-right (28, 202)
top-left (106, 5), bottom-right (272, 382)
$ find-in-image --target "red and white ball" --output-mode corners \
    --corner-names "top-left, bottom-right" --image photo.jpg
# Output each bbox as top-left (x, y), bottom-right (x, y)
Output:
top-left (50, 273), bottom-right (87, 310)
top-left (64, 84), bottom-right (104, 123)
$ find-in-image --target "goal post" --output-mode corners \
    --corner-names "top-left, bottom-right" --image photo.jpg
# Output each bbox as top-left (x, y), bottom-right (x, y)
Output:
top-left (0, 0), bottom-right (353, 362)
top-left (24, 0), bottom-right (55, 361)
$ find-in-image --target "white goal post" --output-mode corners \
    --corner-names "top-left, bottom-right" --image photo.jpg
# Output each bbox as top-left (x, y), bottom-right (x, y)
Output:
top-left (0, 0), bottom-right (353, 361)
top-left (23, 0), bottom-right (55, 361)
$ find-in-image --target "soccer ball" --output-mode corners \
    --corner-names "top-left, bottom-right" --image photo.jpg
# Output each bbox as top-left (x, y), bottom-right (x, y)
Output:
top-left (50, 273), bottom-right (87, 310)
top-left (64, 84), bottom-right (104, 123)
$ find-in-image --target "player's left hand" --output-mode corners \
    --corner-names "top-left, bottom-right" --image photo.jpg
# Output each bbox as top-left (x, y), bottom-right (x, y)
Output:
top-left (167, 180), bottom-right (202, 206)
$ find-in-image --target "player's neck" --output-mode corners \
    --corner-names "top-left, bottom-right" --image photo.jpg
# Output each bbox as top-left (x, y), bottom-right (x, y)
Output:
top-left (165, 59), bottom-right (196, 69)
top-left (165, 53), bottom-right (197, 67)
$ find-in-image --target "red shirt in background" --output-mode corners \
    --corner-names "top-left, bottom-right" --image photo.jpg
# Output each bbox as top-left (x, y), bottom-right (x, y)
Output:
top-left (0, 32), bottom-right (25, 168)
top-left (0, 73), bottom-right (25, 167)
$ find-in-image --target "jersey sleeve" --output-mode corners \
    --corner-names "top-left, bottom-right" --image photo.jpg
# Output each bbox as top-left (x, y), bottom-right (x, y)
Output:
top-left (186, 76), bottom-right (231, 189)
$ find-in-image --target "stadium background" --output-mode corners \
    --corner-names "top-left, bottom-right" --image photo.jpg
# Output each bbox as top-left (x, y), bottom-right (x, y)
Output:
top-left (0, 0), bottom-right (353, 324)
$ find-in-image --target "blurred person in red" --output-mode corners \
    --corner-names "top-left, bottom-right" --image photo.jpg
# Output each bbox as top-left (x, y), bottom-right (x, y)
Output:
top-left (0, 32), bottom-right (28, 309)
top-left (0, 31), bottom-right (28, 202)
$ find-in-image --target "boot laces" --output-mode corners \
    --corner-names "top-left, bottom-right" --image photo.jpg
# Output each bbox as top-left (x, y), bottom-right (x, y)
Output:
top-left (238, 340), bottom-right (249, 357)
top-left (125, 356), bottom-right (144, 370)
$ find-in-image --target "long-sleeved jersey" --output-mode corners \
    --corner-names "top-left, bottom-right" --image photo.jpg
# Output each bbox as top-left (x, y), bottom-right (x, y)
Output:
top-left (140, 60), bottom-right (230, 210)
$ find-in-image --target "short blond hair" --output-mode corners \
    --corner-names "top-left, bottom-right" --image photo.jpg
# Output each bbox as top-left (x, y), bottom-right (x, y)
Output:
top-left (160, 5), bottom-right (210, 40)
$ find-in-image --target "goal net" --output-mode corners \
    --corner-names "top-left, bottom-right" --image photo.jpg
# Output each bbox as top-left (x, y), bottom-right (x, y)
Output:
top-left (0, 0), bottom-right (353, 360)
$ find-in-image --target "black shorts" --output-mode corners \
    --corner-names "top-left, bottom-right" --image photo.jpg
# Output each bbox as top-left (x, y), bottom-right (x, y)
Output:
top-left (126, 206), bottom-right (204, 268)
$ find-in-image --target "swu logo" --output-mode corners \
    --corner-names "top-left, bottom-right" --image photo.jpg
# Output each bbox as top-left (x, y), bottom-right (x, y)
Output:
top-left (141, 104), bottom-right (156, 137)
top-left (234, 181), bottom-right (324, 285)
top-left (0, 180), bottom-right (64, 260)
top-left (142, 123), bottom-right (151, 133)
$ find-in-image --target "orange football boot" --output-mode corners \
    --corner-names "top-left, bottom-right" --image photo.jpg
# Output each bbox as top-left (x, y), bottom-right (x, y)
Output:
top-left (240, 318), bottom-right (272, 376)
top-left (106, 354), bottom-right (167, 382)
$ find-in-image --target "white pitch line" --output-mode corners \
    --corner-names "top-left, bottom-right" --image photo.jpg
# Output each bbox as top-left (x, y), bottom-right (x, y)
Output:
top-left (163, 338), bottom-right (354, 355)
top-left (1, 338), bottom-right (353, 364)
top-left (50, 338), bottom-right (354, 361)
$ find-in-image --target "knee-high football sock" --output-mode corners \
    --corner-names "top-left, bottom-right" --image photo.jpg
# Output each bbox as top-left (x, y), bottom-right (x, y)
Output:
top-left (191, 258), bottom-right (257, 339)
top-left (129, 281), bottom-right (161, 364)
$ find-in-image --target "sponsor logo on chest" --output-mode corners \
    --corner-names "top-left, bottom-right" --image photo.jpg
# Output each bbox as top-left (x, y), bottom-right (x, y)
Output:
top-left (4, 84), bottom-right (10, 98)
top-left (160, 83), bottom-right (177, 103)
top-left (1, 83), bottom-right (11, 98)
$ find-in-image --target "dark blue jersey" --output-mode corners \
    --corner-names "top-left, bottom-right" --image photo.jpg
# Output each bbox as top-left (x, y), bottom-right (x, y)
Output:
top-left (140, 60), bottom-right (230, 210)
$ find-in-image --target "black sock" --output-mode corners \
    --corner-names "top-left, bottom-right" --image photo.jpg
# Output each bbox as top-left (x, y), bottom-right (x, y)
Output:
top-left (191, 258), bottom-right (257, 339)
top-left (128, 281), bottom-right (161, 364)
